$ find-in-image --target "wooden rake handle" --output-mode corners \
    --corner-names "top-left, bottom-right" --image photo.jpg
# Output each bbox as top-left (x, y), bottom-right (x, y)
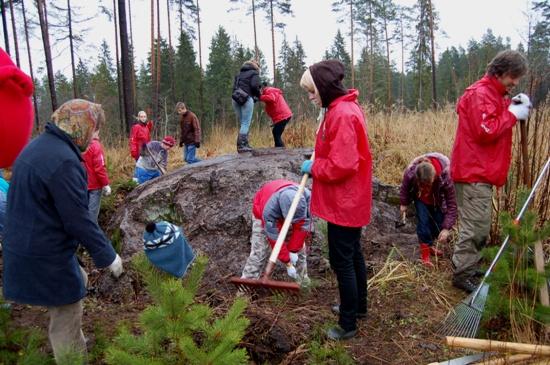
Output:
top-left (264, 152), bottom-right (315, 278)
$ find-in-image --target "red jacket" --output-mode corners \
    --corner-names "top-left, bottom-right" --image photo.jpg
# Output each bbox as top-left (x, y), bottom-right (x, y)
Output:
top-left (260, 87), bottom-right (292, 124)
top-left (252, 179), bottom-right (310, 263)
top-left (310, 90), bottom-right (372, 227)
top-left (82, 138), bottom-right (109, 190)
top-left (129, 121), bottom-right (152, 161)
top-left (451, 75), bottom-right (517, 187)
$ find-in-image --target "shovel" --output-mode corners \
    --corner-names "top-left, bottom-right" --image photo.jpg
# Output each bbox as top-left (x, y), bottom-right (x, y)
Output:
top-left (395, 211), bottom-right (407, 229)
top-left (229, 154), bottom-right (315, 296)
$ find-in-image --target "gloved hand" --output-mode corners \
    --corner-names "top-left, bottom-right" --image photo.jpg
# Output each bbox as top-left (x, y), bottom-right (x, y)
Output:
top-left (509, 93), bottom-right (532, 120)
top-left (301, 160), bottom-right (313, 175)
top-left (289, 252), bottom-right (299, 265)
top-left (286, 263), bottom-right (297, 279)
top-left (102, 185), bottom-right (112, 196)
top-left (195, 142), bottom-right (201, 148)
top-left (179, 141), bottom-right (184, 148)
top-left (109, 254), bottom-right (124, 278)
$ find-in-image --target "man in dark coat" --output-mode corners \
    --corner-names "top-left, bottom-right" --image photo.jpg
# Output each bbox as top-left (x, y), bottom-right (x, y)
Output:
top-left (2, 99), bottom-right (123, 362)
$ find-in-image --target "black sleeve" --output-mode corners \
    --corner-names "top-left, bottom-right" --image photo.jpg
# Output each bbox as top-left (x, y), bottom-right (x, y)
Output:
top-left (250, 72), bottom-right (261, 98)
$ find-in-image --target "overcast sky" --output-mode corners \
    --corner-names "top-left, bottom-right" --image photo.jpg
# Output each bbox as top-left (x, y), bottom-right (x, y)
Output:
top-left (8, 0), bottom-right (533, 80)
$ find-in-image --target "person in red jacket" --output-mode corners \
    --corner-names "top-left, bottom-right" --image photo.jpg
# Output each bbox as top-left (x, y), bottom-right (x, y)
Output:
top-left (129, 110), bottom-right (153, 161)
top-left (450, 50), bottom-right (530, 293)
top-left (0, 47), bottom-right (34, 168)
top-left (241, 180), bottom-right (312, 286)
top-left (82, 130), bottom-right (111, 223)
top-left (300, 59), bottom-right (372, 341)
top-left (259, 82), bottom-right (293, 147)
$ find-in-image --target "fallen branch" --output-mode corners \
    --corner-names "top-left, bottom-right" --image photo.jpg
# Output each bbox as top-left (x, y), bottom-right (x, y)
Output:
top-left (446, 337), bottom-right (550, 356)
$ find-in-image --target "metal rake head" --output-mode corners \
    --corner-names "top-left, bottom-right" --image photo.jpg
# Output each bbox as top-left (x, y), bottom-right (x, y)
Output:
top-left (437, 283), bottom-right (489, 338)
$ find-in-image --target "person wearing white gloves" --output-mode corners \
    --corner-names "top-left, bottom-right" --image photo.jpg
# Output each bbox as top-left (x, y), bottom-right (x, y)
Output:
top-left (241, 179), bottom-right (312, 286)
top-left (82, 129), bottom-right (112, 223)
top-left (2, 100), bottom-right (124, 363)
top-left (450, 50), bottom-right (530, 293)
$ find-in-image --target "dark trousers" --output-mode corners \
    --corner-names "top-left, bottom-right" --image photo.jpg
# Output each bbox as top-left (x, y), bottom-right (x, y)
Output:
top-left (414, 200), bottom-right (444, 246)
top-left (272, 117), bottom-right (290, 147)
top-left (327, 222), bottom-right (367, 332)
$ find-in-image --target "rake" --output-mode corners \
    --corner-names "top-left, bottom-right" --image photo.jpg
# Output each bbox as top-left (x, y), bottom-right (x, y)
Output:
top-left (229, 154), bottom-right (314, 296)
top-left (439, 156), bottom-right (550, 338)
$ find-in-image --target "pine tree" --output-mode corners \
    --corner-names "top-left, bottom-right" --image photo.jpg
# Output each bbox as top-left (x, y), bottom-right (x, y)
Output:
top-left (204, 26), bottom-right (234, 128)
top-left (105, 255), bottom-right (249, 365)
top-left (325, 29), bottom-right (352, 87)
top-left (482, 194), bottom-right (550, 339)
top-left (175, 30), bottom-right (202, 114)
top-left (75, 59), bottom-right (92, 100)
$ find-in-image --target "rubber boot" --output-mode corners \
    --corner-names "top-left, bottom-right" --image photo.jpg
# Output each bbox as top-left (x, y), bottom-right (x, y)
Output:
top-left (419, 243), bottom-right (434, 268)
top-left (430, 245), bottom-right (444, 257)
top-left (237, 134), bottom-right (252, 153)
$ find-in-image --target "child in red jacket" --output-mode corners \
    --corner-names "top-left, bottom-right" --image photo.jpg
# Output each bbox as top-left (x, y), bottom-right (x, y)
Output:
top-left (259, 82), bottom-right (293, 147)
top-left (82, 130), bottom-right (111, 222)
top-left (129, 111), bottom-right (153, 161)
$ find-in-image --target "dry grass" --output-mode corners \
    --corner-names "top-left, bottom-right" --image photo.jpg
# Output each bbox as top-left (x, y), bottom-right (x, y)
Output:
top-left (104, 106), bottom-right (459, 186)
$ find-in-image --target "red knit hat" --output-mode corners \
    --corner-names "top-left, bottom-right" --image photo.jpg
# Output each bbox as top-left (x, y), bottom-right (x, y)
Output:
top-left (162, 135), bottom-right (176, 147)
top-left (0, 48), bottom-right (34, 168)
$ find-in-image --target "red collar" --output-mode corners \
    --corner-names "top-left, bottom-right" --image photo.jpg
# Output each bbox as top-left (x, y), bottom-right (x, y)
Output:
top-left (484, 74), bottom-right (508, 96)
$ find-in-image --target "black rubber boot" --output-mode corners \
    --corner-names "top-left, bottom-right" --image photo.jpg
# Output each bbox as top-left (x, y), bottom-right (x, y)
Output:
top-left (452, 276), bottom-right (478, 293)
top-left (237, 133), bottom-right (252, 153)
top-left (331, 304), bottom-right (367, 319)
top-left (326, 326), bottom-right (357, 341)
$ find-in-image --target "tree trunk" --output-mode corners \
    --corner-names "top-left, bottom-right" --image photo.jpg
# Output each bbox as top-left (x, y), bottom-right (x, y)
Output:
top-left (350, 0), bottom-right (354, 88)
top-left (155, 0), bottom-right (161, 125)
top-left (384, 18), bottom-right (391, 109)
top-left (166, 0), bottom-right (176, 104)
top-left (269, 0), bottom-right (276, 83)
top-left (21, 0), bottom-right (39, 130)
top-left (196, 0), bottom-right (204, 118)
top-left (179, 0), bottom-right (183, 35)
top-left (113, 0), bottom-right (125, 131)
top-left (427, 0), bottom-right (437, 109)
top-left (67, 0), bottom-right (77, 98)
top-left (150, 0), bottom-right (156, 121)
top-left (252, 0), bottom-right (258, 59)
top-left (1, 1), bottom-right (9, 55)
top-left (127, 0), bottom-right (137, 117)
top-left (8, 0), bottom-right (19, 66)
top-left (368, 2), bottom-right (374, 104)
top-left (118, 0), bottom-right (135, 133)
top-left (36, 0), bottom-right (57, 112)
top-left (400, 15), bottom-right (404, 108)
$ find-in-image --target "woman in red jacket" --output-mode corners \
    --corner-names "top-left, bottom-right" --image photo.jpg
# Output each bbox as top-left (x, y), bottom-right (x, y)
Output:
top-left (259, 82), bottom-right (293, 147)
top-left (300, 60), bottom-right (372, 341)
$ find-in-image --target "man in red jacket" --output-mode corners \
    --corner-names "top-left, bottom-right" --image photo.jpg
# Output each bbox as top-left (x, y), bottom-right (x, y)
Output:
top-left (450, 50), bottom-right (530, 293)
top-left (259, 82), bottom-right (293, 147)
top-left (82, 130), bottom-right (111, 223)
top-left (300, 60), bottom-right (372, 340)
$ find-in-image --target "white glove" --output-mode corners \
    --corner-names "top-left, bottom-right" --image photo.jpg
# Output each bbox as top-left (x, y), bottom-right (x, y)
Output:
top-left (286, 264), bottom-right (297, 279)
top-left (289, 252), bottom-right (299, 266)
top-left (102, 185), bottom-right (112, 196)
top-left (512, 93), bottom-right (531, 107)
top-left (509, 93), bottom-right (532, 120)
top-left (109, 254), bottom-right (124, 278)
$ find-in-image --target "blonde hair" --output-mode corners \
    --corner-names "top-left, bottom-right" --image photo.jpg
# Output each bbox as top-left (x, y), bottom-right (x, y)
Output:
top-left (300, 68), bottom-right (318, 94)
top-left (415, 159), bottom-right (436, 186)
top-left (244, 59), bottom-right (260, 71)
top-left (175, 102), bottom-right (186, 110)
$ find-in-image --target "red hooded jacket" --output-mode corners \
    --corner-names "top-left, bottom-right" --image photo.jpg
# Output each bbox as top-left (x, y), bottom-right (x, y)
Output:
top-left (310, 89), bottom-right (372, 227)
top-left (451, 75), bottom-right (517, 187)
top-left (129, 121), bottom-right (152, 161)
top-left (259, 87), bottom-right (292, 124)
top-left (82, 138), bottom-right (109, 190)
top-left (252, 179), bottom-right (310, 263)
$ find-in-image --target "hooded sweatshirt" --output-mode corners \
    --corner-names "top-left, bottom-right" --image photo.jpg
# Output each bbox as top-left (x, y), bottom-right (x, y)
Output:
top-left (308, 60), bottom-right (372, 227)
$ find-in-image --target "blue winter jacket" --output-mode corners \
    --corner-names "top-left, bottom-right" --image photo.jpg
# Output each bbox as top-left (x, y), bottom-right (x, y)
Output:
top-left (2, 123), bottom-right (117, 306)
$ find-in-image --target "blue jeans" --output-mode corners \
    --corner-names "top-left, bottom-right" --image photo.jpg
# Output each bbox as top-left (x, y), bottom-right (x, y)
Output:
top-left (0, 189), bottom-right (6, 240)
top-left (88, 189), bottom-right (102, 223)
top-left (184, 144), bottom-right (201, 164)
top-left (136, 167), bottom-right (161, 184)
top-left (414, 200), bottom-right (444, 245)
top-left (232, 97), bottom-right (254, 135)
top-left (327, 223), bottom-right (367, 332)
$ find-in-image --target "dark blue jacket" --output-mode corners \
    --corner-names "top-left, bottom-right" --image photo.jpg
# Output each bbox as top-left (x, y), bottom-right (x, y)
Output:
top-left (2, 123), bottom-right (116, 306)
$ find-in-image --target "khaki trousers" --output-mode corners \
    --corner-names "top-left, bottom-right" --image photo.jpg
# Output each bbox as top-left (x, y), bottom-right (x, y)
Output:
top-left (452, 183), bottom-right (493, 279)
top-left (47, 266), bottom-right (88, 364)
